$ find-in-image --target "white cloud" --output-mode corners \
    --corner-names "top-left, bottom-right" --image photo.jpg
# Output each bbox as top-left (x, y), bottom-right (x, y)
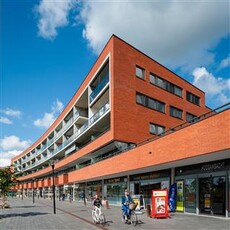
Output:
top-left (0, 150), bottom-right (23, 167)
top-left (0, 108), bottom-right (21, 117)
top-left (0, 135), bottom-right (31, 151)
top-left (0, 116), bottom-right (12, 124)
top-left (34, 112), bottom-right (56, 129)
top-left (0, 136), bottom-right (32, 167)
top-left (192, 67), bottom-right (230, 107)
top-left (219, 56), bottom-right (230, 70)
top-left (78, 1), bottom-right (229, 71)
top-left (51, 99), bottom-right (64, 114)
top-left (34, 1), bottom-right (229, 70)
top-left (35, 0), bottom-right (76, 39)
top-left (34, 99), bottom-right (64, 129)
top-left (0, 159), bottom-right (11, 167)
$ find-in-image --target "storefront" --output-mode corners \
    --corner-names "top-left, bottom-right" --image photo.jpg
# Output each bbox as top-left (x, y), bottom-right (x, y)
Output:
top-left (130, 170), bottom-right (170, 207)
top-left (85, 181), bottom-right (102, 201)
top-left (104, 177), bottom-right (127, 205)
top-left (74, 183), bottom-right (85, 201)
top-left (175, 159), bottom-right (230, 217)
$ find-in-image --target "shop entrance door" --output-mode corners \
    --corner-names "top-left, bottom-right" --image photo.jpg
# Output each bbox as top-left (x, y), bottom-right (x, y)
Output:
top-left (199, 176), bottom-right (226, 216)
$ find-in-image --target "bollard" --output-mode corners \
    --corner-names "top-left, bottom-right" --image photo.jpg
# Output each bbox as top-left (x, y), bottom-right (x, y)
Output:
top-left (146, 204), bottom-right (152, 218)
top-left (84, 198), bottom-right (86, 206)
top-left (105, 200), bottom-right (110, 209)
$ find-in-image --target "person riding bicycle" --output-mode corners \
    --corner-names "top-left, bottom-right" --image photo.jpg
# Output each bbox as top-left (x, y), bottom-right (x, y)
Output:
top-left (121, 189), bottom-right (133, 221)
top-left (93, 194), bottom-right (102, 208)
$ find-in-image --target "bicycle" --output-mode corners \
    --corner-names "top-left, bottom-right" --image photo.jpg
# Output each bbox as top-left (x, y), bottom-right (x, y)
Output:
top-left (122, 202), bottom-right (138, 226)
top-left (92, 205), bottom-right (106, 226)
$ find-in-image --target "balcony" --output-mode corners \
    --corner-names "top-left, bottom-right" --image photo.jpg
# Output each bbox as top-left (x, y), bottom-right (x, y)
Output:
top-left (90, 73), bottom-right (109, 103)
top-left (22, 102), bottom-right (110, 172)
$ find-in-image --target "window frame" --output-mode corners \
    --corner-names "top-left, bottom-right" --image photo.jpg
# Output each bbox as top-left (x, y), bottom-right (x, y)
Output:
top-left (186, 91), bottom-right (200, 106)
top-left (149, 123), bottom-right (165, 135)
top-left (150, 73), bottom-right (182, 97)
top-left (136, 92), bottom-right (165, 113)
top-left (170, 106), bottom-right (183, 119)
top-left (136, 65), bottom-right (145, 80)
top-left (186, 112), bottom-right (199, 123)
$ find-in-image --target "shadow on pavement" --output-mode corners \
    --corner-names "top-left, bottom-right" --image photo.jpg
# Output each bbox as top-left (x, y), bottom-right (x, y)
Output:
top-left (12, 205), bottom-right (44, 208)
top-left (0, 212), bottom-right (48, 219)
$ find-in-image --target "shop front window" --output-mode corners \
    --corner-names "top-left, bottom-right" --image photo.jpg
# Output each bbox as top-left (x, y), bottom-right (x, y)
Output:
top-left (106, 183), bottom-right (126, 205)
top-left (140, 182), bottom-right (161, 206)
top-left (185, 178), bottom-right (196, 213)
top-left (199, 176), bottom-right (226, 216)
top-left (85, 185), bottom-right (102, 201)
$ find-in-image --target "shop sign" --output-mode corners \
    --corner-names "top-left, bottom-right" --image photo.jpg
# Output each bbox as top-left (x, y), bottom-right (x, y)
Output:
top-left (130, 169), bottom-right (170, 181)
top-left (104, 177), bottom-right (126, 184)
top-left (168, 183), bottom-right (176, 212)
top-left (151, 190), bottom-right (169, 218)
top-left (176, 159), bottom-right (229, 176)
top-left (132, 194), bottom-right (145, 211)
top-left (176, 180), bottom-right (184, 212)
top-left (86, 180), bottom-right (101, 186)
top-left (201, 162), bottom-right (225, 172)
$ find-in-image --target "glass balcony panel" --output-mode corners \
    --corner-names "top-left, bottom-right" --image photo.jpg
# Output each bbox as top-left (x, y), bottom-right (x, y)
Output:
top-left (90, 74), bottom-right (109, 103)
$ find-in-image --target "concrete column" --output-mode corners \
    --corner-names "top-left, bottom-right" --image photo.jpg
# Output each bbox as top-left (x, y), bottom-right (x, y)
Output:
top-left (196, 175), bottom-right (199, 215)
top-left (171, 168), bottom-right (175, 185)
top-left (127, 175), bottom-right (130, 191)
top-left (101, 180), bottom-right (105, 199)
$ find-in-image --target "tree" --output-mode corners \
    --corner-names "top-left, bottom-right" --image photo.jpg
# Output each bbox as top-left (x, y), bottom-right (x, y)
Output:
top-left (0, 166), bottom-right (16, 208)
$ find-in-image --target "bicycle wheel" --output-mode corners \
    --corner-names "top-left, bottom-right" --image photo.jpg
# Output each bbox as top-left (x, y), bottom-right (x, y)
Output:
top-left (130, 211), bottom-right (137, 226)
top-left (121, 211), bottom-right (125, 223)
top-left (99, 213), bottom-right (106, 226)
top-left (92, 211), bottom-right (97, 223)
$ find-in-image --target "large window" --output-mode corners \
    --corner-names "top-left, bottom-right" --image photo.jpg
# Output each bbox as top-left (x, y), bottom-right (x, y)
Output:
top-left (136, 66), bottom-right (145, 79)
top-left (185, 178), bottom-right (196, 213)
top-left (150, 73), bottom-right (182, 97)
top-left (186, 92), bottom-right (200, 105)
top-left (170, 106), bottom-right (183, 119)
top-left (186, 113), bottom-right (198, 122)
top-left (150, 123), bottom-right (165, 135)
top-left (136, 93), bottom-right (165, 113)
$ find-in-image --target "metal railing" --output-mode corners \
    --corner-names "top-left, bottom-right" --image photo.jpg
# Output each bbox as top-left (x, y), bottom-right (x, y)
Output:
top-left (22, 102), bottom-right (110, 171)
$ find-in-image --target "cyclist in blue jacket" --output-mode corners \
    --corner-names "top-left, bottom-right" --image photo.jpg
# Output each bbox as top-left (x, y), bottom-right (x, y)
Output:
top-left (121, 189), bottom-right (133, 221)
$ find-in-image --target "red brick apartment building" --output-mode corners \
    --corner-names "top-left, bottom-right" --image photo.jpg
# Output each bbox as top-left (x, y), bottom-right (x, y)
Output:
top-left (12, 35), bottom-right (230, 217)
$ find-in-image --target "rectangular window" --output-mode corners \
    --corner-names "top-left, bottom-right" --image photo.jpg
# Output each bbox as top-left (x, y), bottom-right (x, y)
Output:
top-left (186, 92), bottom-right (200, 105)
top-left (170, 106), bottom-right (183, 119)
top-left (136, 93), bottom-right (165, 113)
top-left (186, 113), bottom-right (199, 123)
top-left (136, 93), bottom-right (146, 106)
top-left (174, 86), bottom-right (182, 97)
top-left (136, 66), bottom-right (145, 79)
top-left (150, 123), bottom-right (165, 135)
top-left (150, 73), bottom-right (182, 97)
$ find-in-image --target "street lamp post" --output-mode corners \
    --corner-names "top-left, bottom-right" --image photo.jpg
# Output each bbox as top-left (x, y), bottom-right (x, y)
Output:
top-left (50, 160), bottom-right (56, 214)
top-left (32, 178), bottom-right (35, 204)
top-left (21, 183), bottom-right (23, 200)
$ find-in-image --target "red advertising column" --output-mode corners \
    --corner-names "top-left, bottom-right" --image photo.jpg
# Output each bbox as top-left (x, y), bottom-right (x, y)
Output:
top-left (151, 190), bottom-right (169, 218)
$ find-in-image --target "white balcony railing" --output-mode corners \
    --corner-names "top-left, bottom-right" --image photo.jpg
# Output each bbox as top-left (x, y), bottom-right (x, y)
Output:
top-left (22, 102), bottom-right (110, 171)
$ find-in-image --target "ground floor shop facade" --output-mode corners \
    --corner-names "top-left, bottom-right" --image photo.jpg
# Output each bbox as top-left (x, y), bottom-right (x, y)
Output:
top-left (175, 159), bottom-right (230, 217)
top-left (19, 158), bottom-right (230, 218)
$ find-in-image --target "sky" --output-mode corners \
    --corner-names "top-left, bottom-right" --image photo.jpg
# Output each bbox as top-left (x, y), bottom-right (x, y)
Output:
top-left (0, 0), bottom-right (230, 167)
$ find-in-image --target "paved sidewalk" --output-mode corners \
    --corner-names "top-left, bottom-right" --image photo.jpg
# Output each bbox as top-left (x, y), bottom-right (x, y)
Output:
top-left (0, 197), bottom-right (229, 230)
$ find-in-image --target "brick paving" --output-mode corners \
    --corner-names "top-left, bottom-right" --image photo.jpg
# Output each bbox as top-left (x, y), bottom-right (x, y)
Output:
top-left (0, 197), bottom-right (229, 230)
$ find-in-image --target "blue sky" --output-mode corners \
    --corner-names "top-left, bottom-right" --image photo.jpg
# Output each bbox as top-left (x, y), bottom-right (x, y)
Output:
top-left (0, 0), bottom-right (229, 167)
